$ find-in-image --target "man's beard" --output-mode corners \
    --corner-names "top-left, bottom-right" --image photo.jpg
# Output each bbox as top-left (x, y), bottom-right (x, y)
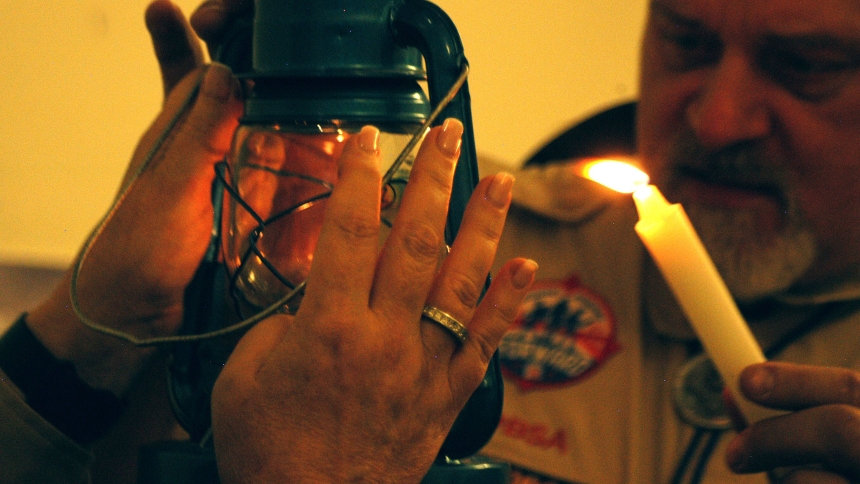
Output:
top-left (659, 133), bottom-right (817, 303)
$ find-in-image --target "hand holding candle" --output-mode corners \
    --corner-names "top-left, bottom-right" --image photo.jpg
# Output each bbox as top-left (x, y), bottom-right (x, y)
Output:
top-left (580, 159), bottom-right (782, 425)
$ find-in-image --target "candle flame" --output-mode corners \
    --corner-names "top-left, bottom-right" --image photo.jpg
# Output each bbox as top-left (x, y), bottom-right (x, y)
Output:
top-left (578, 159), bottom-right (650, 194)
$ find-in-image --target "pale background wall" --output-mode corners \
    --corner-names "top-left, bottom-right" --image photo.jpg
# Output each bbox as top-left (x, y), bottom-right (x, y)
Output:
top-left (0, 0), bottom-right (646, 328)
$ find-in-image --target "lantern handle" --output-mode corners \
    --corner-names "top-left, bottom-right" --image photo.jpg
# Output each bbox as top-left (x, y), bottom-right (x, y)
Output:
top-left (392, 1), bottom-right (504, 462)
top-left (392, 0), bottom-right (479, 242)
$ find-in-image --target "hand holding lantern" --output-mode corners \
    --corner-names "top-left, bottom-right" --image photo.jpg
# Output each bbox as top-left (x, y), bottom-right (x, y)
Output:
top-left (65, 0), bottom-right (510, 479)
top-left (212, 123), bottom-right (535, 484)
top-left (169, 0), bottom-right (509, 473)
top-left (26, 2), bottom-right (524, 481)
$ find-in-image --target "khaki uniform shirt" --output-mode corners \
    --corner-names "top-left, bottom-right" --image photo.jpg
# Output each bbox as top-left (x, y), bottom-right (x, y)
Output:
top-left (480, 158), bottom-right (860, 483)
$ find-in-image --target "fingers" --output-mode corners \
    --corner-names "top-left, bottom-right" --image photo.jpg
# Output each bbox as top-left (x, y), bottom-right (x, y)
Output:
top-left (191, 0), bottom-right (254, 45)
top-left (726, 363), bottom-right (860, 479)
top-left (124, 62), bottom-right (241, 193)
top-left (145, 0), bottom-right (204, 97)
top-left (721, 387), bottom-right (749, 430)
top-left (147, 63), bottom-right (242, 185)
top-left (302, 127), bottom-right (382, 314)
top-left (741, 362), bottom-right (860, 410)
top-left (725, 405), bottom-right (860, 478)
top-left (449, 257), bottom-right (536, 396)
top-left (419, 171), bottom-right (514, 353)
top-left (371, 119), bottom-right (462, 323)
top-left (775, 468), bottom-right (851, 484)
top-left (102, 63), bottom-right (242, 298)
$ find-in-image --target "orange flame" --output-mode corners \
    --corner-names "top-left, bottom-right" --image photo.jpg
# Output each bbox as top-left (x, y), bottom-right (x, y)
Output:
top-left (577, 159), bottom-right (650, 194)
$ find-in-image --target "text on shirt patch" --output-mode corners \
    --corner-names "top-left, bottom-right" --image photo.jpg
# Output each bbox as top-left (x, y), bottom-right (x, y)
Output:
top-left (500, 275), bottom-right (619, 391)
top-left (498, 414), bottom-right (568, 454)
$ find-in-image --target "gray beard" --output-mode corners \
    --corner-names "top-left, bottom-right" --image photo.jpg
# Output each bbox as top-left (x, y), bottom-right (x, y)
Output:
top-left (682, 197), bottom-right (817, 303)
top-left (661, 133), bottom-right (818, 303)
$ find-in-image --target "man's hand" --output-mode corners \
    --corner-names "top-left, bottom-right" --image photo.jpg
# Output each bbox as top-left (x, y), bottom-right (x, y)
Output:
top-left (146, 0), bottom-right (205, 97)
top-left (726, 362), bottom-right (860, 483)
top-left (190, 0), bottom-right (253, 50)
top-left (211, 120), bottom-right (536, 484)
top-left (26, 1), bottom-right (242, 396)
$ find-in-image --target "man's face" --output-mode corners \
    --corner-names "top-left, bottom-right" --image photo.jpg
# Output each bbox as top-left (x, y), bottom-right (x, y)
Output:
top-left (637, 0), bottom-right (860, 301)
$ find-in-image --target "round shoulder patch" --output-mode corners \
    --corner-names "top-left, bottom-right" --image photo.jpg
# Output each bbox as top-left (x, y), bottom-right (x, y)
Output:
top-left (500, 275), bottom-right (620, 391)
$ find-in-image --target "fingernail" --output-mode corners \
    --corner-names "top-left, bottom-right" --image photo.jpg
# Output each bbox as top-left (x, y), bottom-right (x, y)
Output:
top-left (724, 437), bottom-right (747, 471)
top-left (357, 125), bottom-right (380, 154)
top-left (199, 0), bottom-right (225, 13)
top-left (487, 172), bottom-right (514, 208)
top-left (201, 63), bottom-right (234, 101)
top-left (436, 118), bottom-right (463, 157)
top-left (512, 259), bottom-right (538, 289)
top-left (744, 365), bottom-right (775, 399)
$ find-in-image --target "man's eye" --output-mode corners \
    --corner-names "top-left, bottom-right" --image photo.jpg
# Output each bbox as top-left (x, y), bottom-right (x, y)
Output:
top-left (671, 33), bottom-right (707, 52)
top-left (657, 30), bottom-right (721, 70)
top-left (768, 51), bottom-right (849, 75)
top-left (760, 49), bottom-right (860, 101)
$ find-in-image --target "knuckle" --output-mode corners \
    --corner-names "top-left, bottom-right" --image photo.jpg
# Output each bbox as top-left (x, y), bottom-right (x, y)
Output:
top-left (421, 157), bottom-right (456, 190)
top-left (186, 116), bottom-right (230, 159)
top-left (320, 319), bottom-right (378, 356)
top-left (835, 370), bottom-right (860, 405)
top-left (330, 210), bottom-right (380, 241)
top-left (459, 301), bottom-right (519, 368)
top-left (446, 270), bottom-right (484, 310)
top-left (475, 218), bottom-right (504, 244)
top-left (467, 328), bottom-right (499, 367)
top-left (400, 221), bottom-right (444, 264)
top-left (316, 325), bottom-right (349, 355)
top-left (492, 293), bottom-right (522, 322)
top-left (448, 362), bottom-right (488, 406)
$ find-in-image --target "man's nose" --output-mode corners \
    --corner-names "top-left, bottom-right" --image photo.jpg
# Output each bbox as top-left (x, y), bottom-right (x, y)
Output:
top-left (686, 51), bottom-right (772, 149)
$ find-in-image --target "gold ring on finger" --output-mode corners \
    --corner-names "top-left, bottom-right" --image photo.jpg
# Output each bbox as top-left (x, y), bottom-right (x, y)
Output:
top-left (421, 305), bottom-right (468, 344)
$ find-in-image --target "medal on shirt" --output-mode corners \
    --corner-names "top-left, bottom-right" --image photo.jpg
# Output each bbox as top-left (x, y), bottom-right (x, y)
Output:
top-left (673, 353), bottom-right (732, 430)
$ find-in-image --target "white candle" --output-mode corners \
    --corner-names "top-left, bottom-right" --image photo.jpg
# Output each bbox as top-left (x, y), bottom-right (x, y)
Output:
top-left (633, 184), bottom-right (782, 425)
top-left (579, 159), bottom-right (780, 425)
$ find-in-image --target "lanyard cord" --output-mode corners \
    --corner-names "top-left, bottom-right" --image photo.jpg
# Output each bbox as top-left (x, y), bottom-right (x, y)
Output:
top-left (670, 298), bottom-right (860, 483)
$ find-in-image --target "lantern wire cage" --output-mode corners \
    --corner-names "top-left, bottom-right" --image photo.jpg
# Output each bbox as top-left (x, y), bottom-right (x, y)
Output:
top-left (69, 63), bottom-right (469, 347)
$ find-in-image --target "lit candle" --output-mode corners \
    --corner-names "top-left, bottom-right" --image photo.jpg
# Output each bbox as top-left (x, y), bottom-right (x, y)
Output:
top-left (581, 159), bottom-right (780, 425)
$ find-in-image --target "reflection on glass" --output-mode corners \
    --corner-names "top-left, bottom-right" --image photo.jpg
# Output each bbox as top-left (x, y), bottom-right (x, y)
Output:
top-left (219, 122), bottom-right (422, 317)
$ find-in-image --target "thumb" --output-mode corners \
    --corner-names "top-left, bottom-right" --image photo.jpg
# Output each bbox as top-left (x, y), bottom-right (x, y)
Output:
top-left (145, 0), bottom-right (204, 97)
top-left (121, 63), bottom-right (241, 192)
top-left (153, 62), bottom-right (242, 181)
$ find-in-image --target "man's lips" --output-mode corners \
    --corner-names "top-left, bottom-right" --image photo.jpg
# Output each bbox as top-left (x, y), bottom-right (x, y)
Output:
top-left (670, 168), bottom-right (789, 233)
top-left (681, 177), bottom-right (779, 206)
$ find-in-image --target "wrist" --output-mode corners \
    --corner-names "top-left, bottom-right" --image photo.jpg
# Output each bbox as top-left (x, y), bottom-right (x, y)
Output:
top-left (26, 274), bottom-right (158, 395)
top-left (0, 314), bottom-right (127, 444)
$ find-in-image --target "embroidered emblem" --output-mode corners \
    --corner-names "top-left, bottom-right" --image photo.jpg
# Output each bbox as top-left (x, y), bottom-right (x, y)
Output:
top-left (500, 275), bottom-right (619, 391)
top-left (498, 415), bottom-right (568, 454)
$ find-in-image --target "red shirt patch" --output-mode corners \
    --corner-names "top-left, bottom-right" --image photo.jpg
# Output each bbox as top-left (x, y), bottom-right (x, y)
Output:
top-left (500, 275), bottom-right (619, 391)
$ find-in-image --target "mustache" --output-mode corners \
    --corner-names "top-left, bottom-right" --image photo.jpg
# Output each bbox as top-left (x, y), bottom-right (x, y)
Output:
top-left (664, 133), bottom-right (792, 205)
